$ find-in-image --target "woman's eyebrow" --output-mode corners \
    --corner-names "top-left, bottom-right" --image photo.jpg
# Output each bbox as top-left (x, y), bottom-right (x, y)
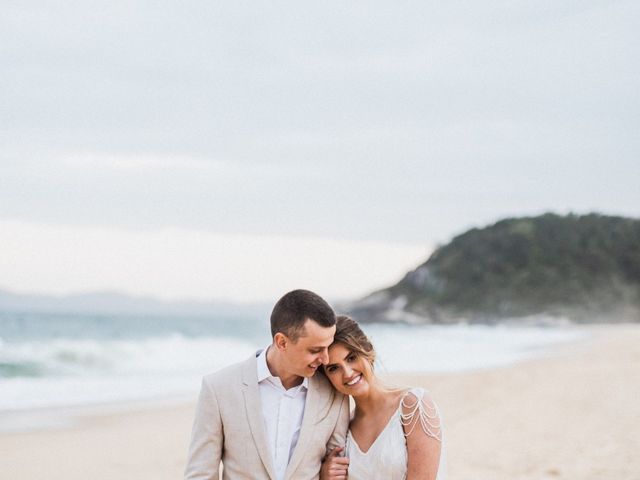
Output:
top-left (326, 350), bottom-right (354, 366)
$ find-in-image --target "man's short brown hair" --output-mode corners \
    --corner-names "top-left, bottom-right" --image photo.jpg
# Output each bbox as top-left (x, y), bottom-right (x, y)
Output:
top-left (270, 289), bottom-right (336, 341)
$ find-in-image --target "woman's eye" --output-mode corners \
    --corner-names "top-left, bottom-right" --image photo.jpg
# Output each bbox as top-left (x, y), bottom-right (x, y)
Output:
top-left (326, 366), bottom-right (337, 373)
top-left (347, 354), bottom-right (356, 362)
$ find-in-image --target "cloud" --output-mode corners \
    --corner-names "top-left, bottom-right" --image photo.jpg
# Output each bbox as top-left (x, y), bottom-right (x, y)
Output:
top-left (0, 1), bottom-right (638, 246)
top-left (60, 153), bottom-right (216, 170)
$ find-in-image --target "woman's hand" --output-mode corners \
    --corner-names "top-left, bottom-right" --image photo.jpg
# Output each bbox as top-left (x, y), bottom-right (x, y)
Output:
top-left (320, 446), bottom-right (349, 480)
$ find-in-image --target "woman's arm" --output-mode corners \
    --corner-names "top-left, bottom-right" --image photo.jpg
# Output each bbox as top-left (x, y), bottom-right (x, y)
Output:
top-left (402, 390), bottom-right (442, 480)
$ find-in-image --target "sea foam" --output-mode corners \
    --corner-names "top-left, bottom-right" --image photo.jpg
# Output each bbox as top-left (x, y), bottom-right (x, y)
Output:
top-left (0, 315), bottom-right (585, 412)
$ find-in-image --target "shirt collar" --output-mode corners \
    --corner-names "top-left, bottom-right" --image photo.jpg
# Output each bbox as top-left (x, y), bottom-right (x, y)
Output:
top-left (257, 346), bottom-right (309, 390)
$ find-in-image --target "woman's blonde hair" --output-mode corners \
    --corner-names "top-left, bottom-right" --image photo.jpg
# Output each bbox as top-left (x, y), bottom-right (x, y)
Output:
top-left (333, 315), bottom-right (376, 368)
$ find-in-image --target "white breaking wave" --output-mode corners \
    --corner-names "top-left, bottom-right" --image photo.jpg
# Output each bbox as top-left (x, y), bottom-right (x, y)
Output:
top-left (0, 335), bottom-right (259, 376)
top-left (0, 335), bottom-right (260, 411)
top-left (367, 324), bottom-right (584, 373)
top-left (0, 326), bottom-right (585, 411)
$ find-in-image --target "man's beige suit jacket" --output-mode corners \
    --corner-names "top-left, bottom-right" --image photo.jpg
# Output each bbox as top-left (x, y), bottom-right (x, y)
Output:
top-left (184, 353), bottom-right (350, 480)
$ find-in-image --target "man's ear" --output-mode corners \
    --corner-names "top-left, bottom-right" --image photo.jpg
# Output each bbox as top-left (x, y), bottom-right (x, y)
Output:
top-left (274, 332), bottom-right (288, 351)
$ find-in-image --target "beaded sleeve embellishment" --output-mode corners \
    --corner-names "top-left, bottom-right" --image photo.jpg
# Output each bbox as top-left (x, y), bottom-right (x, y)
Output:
top-left (400, 391), bottom-right (442, 442)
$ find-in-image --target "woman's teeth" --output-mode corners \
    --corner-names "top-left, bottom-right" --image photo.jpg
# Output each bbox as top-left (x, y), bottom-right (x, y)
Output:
top-left (346, 375), bottom-right (362, 386)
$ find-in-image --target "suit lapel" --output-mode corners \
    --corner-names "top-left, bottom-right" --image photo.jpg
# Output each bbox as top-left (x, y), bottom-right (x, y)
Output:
top-left (241, 357), bottom-right (277, 480)
top-left (284, 374), bottom-right (321, 480)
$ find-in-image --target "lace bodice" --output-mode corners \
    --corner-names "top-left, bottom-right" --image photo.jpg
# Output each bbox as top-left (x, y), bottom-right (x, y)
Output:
top-left (345, 388), bottom-right (445, 480)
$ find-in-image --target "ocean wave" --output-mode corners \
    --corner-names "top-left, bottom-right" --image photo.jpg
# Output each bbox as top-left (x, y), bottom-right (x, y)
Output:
top-left (367, 323), bottom-right (584, 373)
top-left (0, 334), bottom-right (260, 379)
top-left (0, 333), bottom-right (263, 410)
top-left (0, 325), bottom-right (585, 411)
top-left (0, 360), bottom-right (45, 378)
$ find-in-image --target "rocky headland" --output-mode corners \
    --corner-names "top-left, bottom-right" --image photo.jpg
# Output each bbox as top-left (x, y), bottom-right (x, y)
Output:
top-left (346, 213), bottom-right (640, 324)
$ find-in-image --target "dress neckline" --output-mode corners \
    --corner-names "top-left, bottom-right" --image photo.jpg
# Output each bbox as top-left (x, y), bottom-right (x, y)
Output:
top-left (349, 405), bottom-right (400, 455)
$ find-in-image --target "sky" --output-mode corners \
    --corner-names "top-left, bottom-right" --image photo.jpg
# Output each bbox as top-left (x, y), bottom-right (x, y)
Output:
top-left (1, 1), bottom-right (639, 303)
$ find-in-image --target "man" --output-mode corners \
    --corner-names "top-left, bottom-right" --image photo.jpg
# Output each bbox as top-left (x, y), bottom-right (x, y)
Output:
top-left (184, 289), bottom-right (350, 480)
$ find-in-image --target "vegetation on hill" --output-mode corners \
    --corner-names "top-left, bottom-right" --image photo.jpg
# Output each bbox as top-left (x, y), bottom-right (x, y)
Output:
top-left (350, 213), bottom-right (640, 324)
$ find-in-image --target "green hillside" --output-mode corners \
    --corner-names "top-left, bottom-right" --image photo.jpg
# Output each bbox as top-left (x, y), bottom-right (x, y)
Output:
top-left (350, 213), bottom-right (640, 324)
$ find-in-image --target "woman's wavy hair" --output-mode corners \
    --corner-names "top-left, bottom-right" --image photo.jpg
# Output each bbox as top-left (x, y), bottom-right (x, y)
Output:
top-left (332, 315), bottom-right (376, 368)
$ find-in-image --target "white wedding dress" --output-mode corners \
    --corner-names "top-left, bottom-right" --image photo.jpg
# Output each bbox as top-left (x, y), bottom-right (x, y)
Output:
top-left (344, 388), bottom-right (446, 480)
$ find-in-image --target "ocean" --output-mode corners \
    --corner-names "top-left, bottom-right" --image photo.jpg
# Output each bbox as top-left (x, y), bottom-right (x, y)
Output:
top-left (0, 310), bottom-right (584, 412)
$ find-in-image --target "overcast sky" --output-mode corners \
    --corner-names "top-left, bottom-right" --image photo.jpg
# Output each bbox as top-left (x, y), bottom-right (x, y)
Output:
top-left (1, 1), bottom-right (638, 302)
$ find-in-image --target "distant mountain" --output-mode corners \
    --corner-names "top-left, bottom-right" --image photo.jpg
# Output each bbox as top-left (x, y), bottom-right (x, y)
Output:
top-left (0, 289), bottom-right (270, 318)
top-left (347, 213), bottom-right (640, 324)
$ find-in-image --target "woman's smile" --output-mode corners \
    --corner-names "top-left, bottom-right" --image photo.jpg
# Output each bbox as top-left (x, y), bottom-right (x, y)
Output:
top-left (345, 374), bottom-right (362, 386)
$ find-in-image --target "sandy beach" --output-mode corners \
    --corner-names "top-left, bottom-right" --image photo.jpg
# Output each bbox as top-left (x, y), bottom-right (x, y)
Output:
top-left (1, 324), bottom-right (639, 480)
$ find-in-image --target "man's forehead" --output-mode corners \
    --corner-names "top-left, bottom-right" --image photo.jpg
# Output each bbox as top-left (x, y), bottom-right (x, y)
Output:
top-left (297, 318), bottom-right (336, 342)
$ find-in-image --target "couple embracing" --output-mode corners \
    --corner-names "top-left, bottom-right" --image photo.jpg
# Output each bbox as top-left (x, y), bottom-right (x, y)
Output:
top-left (184, 289), bottom-right (444, 480)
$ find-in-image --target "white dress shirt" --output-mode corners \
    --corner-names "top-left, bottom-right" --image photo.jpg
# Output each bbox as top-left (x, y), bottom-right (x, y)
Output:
top-left (256, 347), bottom-right (308, 480)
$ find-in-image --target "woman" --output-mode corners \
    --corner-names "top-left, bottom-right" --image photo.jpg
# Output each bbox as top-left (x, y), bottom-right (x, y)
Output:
top-left (320, 315), bottom-right (444, 480)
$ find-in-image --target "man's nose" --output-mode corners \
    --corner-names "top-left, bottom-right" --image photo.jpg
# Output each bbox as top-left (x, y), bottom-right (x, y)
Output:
top-left (318, 349), bottom-right (329, 365)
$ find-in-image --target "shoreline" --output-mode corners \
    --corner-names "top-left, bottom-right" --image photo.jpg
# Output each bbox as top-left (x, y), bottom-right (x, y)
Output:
top-left (0, 322), bottom-right (589, 434)
top-left (1, 323), bottom-right (639, 479)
